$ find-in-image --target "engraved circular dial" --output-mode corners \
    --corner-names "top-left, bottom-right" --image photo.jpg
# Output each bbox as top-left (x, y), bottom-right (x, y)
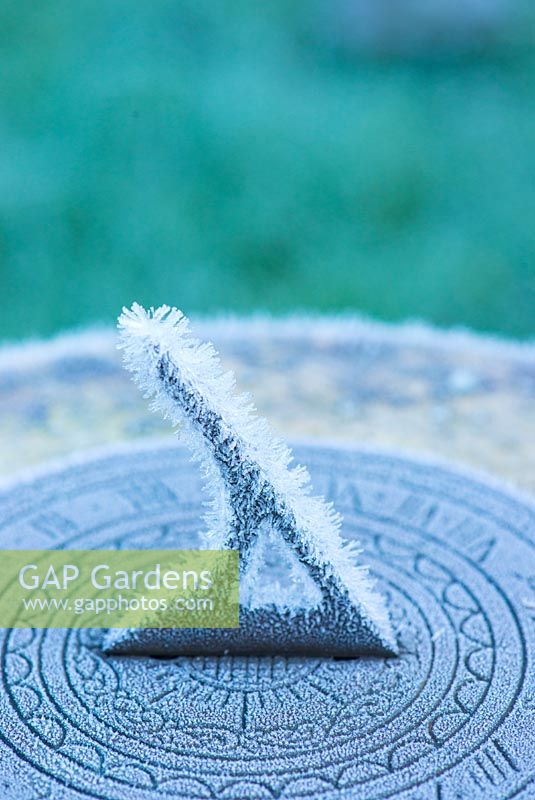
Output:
top-left (0, 444), bottom-right (533, 799)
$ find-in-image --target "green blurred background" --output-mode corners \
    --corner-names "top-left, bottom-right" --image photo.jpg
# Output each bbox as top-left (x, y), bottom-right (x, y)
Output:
top-left (1, 0), bottom-right (534, 340)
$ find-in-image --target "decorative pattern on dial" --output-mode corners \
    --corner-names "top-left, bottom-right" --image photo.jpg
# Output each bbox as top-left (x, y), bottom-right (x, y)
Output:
top-left (0, 444), bottom-right (533, 799)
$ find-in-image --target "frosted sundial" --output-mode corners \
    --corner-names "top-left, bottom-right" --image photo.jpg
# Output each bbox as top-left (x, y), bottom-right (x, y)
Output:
top-left (0, 307), bottom-right (533, 799)
top-left (104, 303), bottom-right (396, 657)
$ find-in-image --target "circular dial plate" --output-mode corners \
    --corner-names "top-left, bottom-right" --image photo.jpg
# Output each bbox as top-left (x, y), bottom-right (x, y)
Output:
top-left (0, 443), bottom-right (533, 800)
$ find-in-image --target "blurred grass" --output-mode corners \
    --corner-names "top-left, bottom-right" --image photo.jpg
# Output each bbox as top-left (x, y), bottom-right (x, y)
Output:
top-left (1, 0), bottom-right (534, 339)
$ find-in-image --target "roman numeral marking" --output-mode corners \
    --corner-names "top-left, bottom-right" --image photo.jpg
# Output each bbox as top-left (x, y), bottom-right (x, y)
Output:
top-left (448, 518), bottom-right (496, 564)
top-left (466, 537), bottom-right (496, 564)
top-left (119, 479), bottom-right (177, 511)
top-left (397, 494), bottom-right (439, 527)
top-left (469, 739), bottom-right (519, 789)
top-left (31, 512), bottom-right (78, 540)
top-left (328, 478), bottom-right (362, 512)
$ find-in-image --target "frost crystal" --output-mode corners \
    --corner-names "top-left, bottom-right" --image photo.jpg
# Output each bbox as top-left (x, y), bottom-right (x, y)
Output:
top-left (104, 303), bottom-right (397, 656)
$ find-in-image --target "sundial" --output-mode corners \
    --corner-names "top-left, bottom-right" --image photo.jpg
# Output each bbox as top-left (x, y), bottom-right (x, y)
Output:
top-left (0, 307), bottom-right (533, 799)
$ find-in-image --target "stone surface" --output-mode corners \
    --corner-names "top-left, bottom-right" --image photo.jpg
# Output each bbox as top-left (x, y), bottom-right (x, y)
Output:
top-left (0, 443), bottom-right (533, 799)
top-left (0, 318), bottom-right (534, 493)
